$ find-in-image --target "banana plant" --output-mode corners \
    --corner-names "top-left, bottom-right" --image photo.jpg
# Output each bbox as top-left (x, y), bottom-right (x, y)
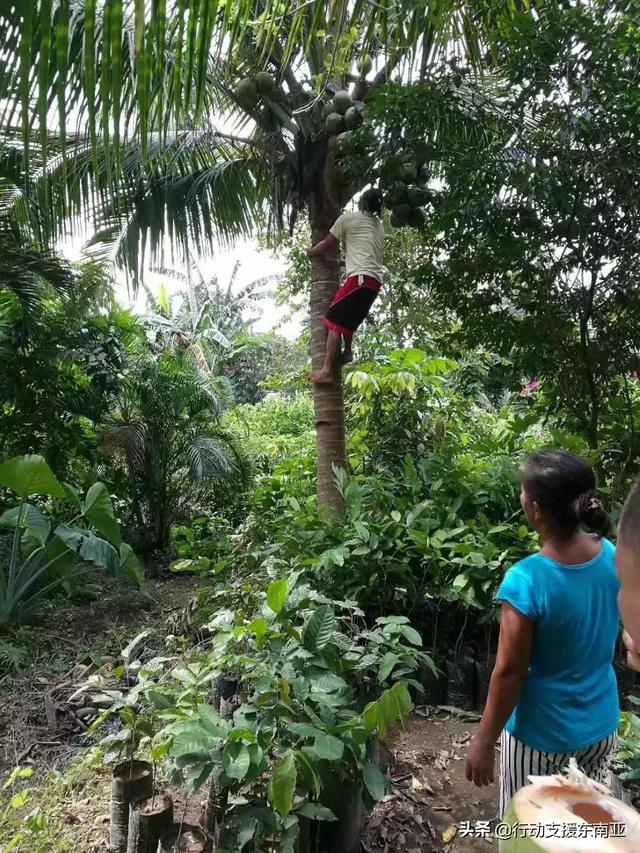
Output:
top-left (0, 454), bottom-right (143, 627)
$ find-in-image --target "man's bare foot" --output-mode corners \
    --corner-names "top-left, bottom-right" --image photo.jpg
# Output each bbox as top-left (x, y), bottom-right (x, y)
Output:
top-left (341, 351), bottom-right (353, 365)
top-left (307, 370), bottom-right (334, 385)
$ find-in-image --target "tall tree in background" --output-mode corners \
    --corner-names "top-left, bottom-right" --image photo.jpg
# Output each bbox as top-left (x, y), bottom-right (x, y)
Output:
top-left (1, 1), bottom-right (536, 511)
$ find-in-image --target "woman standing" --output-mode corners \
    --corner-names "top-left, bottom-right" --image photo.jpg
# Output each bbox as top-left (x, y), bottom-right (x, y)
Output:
top-left (466, 449), bottom-right (620, 816)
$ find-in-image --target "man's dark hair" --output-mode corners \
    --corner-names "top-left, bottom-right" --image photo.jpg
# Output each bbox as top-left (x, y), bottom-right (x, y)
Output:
top-left (522, 448), bottom-right (610, 537)
top-left (359, 187), bottom-right (383, 217)
top-left (619, 477), bottom-right (640, 550)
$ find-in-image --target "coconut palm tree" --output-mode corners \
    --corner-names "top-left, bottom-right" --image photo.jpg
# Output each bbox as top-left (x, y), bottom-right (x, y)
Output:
top-left (0, 1), bottom-right (544, 511)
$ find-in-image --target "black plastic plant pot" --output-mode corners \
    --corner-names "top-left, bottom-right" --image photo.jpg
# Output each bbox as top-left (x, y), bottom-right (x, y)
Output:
top-left (110, 759), bottom-right (154, 852)
top-left (316, 772), bottom-right (363, 853)
top-left (126, 792), bottom-right (173, 853)
top-left (159, 825), bottom-right (212, 852)
top-left (615, 659), bottom-right (638, 711)
top-left (446, 655), bottom-right (476, 711)
top-left (422, 657), bottom-right (446, 706)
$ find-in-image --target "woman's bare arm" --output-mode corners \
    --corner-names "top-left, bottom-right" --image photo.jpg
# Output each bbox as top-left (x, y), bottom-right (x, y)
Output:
top-left (466, 602), bottom-right (533, 786)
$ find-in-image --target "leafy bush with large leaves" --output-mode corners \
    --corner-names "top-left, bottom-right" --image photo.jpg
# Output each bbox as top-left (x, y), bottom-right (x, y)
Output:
top-left (0, 455), bottom-right (143, 627)
top-left (222, 350), bottom-right (542, 634)
top-left (84, 572), bottom-right (424, 850)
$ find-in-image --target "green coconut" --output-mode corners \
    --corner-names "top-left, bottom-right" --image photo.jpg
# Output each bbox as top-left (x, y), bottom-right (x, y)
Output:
top-left (356, 54), bottom-right (373, 75)
top-left (321, 101), bottom-right (334, 120)
top-left (391, 203), bottom-right (412, 224)
top-left (407, 207), bottom-right (428, 229)
top-left (332, 90), bottom-right (353, 115)
top-left (499, 760), bottom-right (640, 851)
top-left (235, 77), bottom-right (258, 102)
top-left (344, 105), bottom-right (363, 131)
top-left (255, 71), bottom-right (277, 94)
top-left (406, 184), bottom-right (429, 207)
top-left (387, 180), bottom-right (408, 206)
top-left (326, 112), bottom-right (346, 134)
top-left (399, 162), bottom-right (418, 184)
top-left (390, 211), bottom-right (405, 228)
top-left (334, 131), bottom-right (353, 152)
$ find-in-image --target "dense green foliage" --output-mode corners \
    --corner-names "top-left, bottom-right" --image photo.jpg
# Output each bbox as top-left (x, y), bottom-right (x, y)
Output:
top-left (2, 0), bottom-right (640, 847)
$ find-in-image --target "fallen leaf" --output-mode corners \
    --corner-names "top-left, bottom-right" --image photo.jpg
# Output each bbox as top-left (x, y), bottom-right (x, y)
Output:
top-left (442, 825), bottom-right (458, 843)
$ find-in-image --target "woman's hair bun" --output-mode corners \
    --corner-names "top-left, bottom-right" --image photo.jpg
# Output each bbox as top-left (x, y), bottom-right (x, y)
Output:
top-left (573, 490), bottom-right (610, 537)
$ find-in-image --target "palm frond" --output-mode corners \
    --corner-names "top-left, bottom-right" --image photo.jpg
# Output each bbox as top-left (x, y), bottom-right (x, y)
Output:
top-left (0, 239), bottom-right (73, 306)
top-left (100, 421), bottom-right (147, 471)
top-left (187, 436), bottom-right (236, 481)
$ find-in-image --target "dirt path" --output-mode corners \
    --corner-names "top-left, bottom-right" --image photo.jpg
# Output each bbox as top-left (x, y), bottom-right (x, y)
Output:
top-left (365, 712), bottom-right (497, 852)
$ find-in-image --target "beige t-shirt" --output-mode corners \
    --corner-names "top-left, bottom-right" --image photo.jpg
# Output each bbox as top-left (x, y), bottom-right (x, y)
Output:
top-left (330, 210), bottom-right (386, 285)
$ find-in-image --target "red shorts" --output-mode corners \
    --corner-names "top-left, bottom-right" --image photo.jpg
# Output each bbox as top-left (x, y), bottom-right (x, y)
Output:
top-left (323, 274), bottom-right (381, 339)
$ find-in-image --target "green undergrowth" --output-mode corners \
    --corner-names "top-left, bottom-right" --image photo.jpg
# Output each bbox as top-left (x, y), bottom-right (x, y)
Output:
top-left (0, 749), bottom-right (110, 852)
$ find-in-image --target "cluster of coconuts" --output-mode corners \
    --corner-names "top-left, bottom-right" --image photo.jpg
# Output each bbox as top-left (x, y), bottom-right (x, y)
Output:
top-left (322, 89), bottom-right (364, 136)
top-left (382, 160), bottom-right (432, 229)
top-left (235, 71), bottom-right (284, 104)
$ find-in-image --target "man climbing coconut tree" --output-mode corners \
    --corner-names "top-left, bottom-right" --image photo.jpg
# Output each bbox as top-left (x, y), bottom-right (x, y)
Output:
top-left (307, 188), bottom-right (386, 385)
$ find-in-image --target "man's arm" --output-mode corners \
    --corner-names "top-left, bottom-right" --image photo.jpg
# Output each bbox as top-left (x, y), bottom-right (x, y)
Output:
top-left (617, 540), bottom-right (640, 671)
top-left (307, 233), bottom-right (339, 258)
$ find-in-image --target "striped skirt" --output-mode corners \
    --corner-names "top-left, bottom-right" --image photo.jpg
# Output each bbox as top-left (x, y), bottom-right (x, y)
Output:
top-left (499, 729), bottom-right (618, 817)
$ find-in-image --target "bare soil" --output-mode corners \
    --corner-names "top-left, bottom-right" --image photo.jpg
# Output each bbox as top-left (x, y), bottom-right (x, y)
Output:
top-left (363, 712), bottom-right (497, 853)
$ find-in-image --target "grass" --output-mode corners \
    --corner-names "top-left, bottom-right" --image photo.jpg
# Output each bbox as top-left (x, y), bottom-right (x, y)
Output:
top-left (0, 748), bottom-right (111, 852)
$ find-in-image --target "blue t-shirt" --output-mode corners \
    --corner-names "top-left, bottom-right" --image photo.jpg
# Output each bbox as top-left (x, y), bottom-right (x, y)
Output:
top-left (496, 538), bottom-right (620, 753)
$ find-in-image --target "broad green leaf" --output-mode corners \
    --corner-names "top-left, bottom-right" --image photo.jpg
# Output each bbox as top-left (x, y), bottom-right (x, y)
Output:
top-left (83, 483), bottom-right (121, 546)
top-left (294, 749), bottom-right (321, 797)
top-left (62, 483), bottom-right (82, 509)
top-left (54, 524), bottom-right (119, 575)
top-left (399, 625), bottom-right (423, 646)
top-left (248, 617), bottom-right (270, 646)
top-left (362, 701), bottom-right (381, 736)
top-left (302, 606), bottom-right (335, 652)
top-left (120, 544), bottom-right (145, 590)
top-left (236, 816), bottom-right (258, 850)
top-left (80, 535), bottom-right (120, 575)
top-left (223, 742), bottom-right (251, 781)
top-left (186, 761), bottom-right (213, 795)
top-left (0, 456), bottom-right (65, 498)
top-left (269, 750), bottom-right (297, 817)
top-left (296, 803), bottom-right (337, 821)
top-left (377, 652), bottom-right (399, 683)
top-left (266, 577), bottom-right (288, 614)
top-left (362, 761), bottom-right (387, 800)
top-left (287, 722), bottom-right (322, 739)
top-left (310, 733), bottom-right (344, 761)
top-left (0, 504), bottom-right (50, 547)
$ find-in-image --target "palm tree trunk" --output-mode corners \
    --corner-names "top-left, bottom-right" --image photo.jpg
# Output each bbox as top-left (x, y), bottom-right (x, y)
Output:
top-left (309, 192), bottom-right (347, 513)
